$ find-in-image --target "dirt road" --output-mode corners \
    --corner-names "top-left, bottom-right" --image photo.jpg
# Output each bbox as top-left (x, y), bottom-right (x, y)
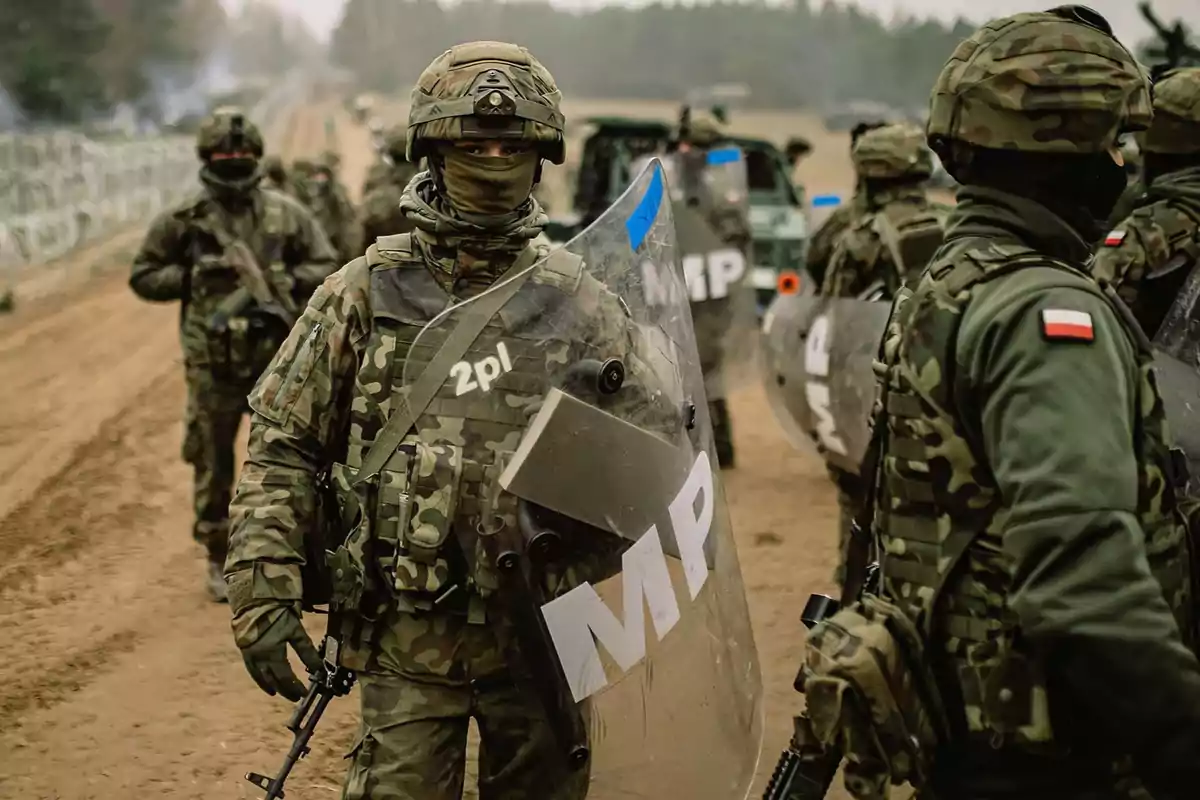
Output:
top-left (0, 100), bottom-right (847, 799)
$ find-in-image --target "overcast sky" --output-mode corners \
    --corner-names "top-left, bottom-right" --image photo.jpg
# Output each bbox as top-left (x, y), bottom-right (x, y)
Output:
top-left (228, 0), bottom-right (1197, 46)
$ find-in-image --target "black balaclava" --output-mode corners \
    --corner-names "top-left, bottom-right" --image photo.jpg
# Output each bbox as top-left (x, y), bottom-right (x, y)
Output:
top-left (943, 144), bottom-right (1128, 242)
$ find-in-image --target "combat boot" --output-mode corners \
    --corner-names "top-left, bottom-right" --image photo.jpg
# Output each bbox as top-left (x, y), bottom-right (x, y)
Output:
top-left (709, 398), bottom-right (736, 469)
top-left (195, 520), bottom-right (230, 603)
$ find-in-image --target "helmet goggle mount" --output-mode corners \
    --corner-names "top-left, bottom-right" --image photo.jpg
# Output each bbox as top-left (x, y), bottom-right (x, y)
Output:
top-left (409, 66), bottom-right (565, 141)
top-left (208, 112), bottom-right (260, 161)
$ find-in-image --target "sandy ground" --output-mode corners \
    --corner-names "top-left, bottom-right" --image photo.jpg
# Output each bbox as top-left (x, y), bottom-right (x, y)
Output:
top-left (0, 99), bottom-right (853, 799)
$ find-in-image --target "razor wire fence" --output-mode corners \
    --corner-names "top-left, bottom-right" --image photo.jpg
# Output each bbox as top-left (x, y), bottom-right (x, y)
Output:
top-left (0, 75), bottom-right (310, 272)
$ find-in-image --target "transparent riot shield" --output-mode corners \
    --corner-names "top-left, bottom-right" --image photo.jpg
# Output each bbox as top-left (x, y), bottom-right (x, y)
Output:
top-left (1153, 265), bottom-right (1200, 496)
top-left (403, 159), bottom-right (763, 798)
top-left (634, 148), bottom-right (755, 398)
top-left (759, 292), bottom-right (890, 474)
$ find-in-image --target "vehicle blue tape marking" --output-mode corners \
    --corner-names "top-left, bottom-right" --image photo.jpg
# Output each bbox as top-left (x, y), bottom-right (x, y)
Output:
top-left (811, 194), bottom-right (842, 208)
top-left (626, 163), bottom-right (664, 250)
top-left (706, 147), bottom-right (741, 165)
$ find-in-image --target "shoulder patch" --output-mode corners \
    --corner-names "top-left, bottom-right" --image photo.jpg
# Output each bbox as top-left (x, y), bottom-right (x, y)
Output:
top-left (532, 247), bottom-right (585, 292)
top-left (1103, 229), bottom-right (1126, 247)
top-left (1041, 308), bottom-right (1094, 342)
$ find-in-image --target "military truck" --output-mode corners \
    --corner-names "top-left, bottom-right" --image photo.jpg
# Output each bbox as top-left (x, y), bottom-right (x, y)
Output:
top-left (546, 115), bottom-right (813, 313)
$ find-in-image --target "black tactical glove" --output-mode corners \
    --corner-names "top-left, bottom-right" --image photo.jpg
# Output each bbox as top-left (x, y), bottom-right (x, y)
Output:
top-left (238, 609), bottom-right (323, 702)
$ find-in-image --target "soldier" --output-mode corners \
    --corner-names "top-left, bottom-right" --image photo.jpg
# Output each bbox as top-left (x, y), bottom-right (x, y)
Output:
top-left (261, 154), bottom-right (291, 194)
top-left (1094, 67), bottom-right (1200, 337)
top-left (358, 125), bottom-right (420, 244)
top-left (805, 121), bottom-right (885, 290)
top-left (817, 121), bottom-right (947, 589)
top-left (810, 7), bottom-right (1200, 798)
top-left (293, 156), bottom-right (359, 263)
top-left (667, 106), bottom-right (752, 468)
top-left (128, 107), bottom-right (337, 601)
top-left (820, 122), bottom-right (947, 298)
top-left (225, 42), bottom-right (761, 799)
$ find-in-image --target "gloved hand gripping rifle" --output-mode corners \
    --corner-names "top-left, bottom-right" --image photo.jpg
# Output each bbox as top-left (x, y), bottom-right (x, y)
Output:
top-left (245, 634), bottom-right (356, 800)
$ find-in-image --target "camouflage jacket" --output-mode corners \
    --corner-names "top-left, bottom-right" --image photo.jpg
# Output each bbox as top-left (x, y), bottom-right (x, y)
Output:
top-left (358, 165), bottom-right (419, 247)
top-left (820, 187), bottom-right (948, 298)
top-left (872, 185), bottom-right (1200, 795)
top-left (806, 194), bottom-right (864, 291)
top-left (297, 181), bottom-right (360, 264)
top-left (225, 229), bottom-right (672, 671)
top-left (1093, 165), bottom-right (1200, 337)
top-left (129, 184), bottom-right (338, 374)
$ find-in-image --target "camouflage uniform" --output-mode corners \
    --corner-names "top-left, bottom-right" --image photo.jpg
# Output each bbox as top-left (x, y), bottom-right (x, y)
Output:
top-left (1094, 67), bottom-right (1200, 337)
top-left (805, 121), bottom-right (887, 289)
top-left (359, 126), bottom-right (421, 246)
top-left (820, 10), bottom-right (1200, 798)
top-left (227, 42), bottom-right (642, 799)
top-left (292, 157), bottom-right (359, 263)
top-left (129, 108), bottom-right (337, 601)
top-left (818, 122), bottom-right (948, 588)
top-left (820, 123), bottom-right (948, 299)
top-left (674, 109), bottom-right (752, 468)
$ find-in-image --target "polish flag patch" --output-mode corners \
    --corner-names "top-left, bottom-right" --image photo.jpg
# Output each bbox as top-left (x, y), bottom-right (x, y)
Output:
top-left (1041, 309), bottom-right (1095, 342)
top-left (1104, 229), bottom-right (1126, 246)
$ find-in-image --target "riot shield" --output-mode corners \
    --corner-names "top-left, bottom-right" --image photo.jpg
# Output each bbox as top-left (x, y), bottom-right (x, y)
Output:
top-left (1153, 265), bottom-right (1200, 495)
top-left (635, 148), bottom-right (756, 397)
top-left (759, 292), bottom-right (890, 474)
top-left (403, 159), bottom-right (763, 798)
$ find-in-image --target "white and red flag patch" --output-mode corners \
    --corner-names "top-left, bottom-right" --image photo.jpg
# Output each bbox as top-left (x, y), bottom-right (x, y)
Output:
top-left (1041, 309), bottom-right (1094, 342)
top-left (1104, 229), bottom-right (1126, 246)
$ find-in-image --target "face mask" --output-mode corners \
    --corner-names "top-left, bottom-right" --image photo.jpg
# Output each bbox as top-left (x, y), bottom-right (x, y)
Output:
top-left (207, 156), bottom-right (258, 181)
top-left (439, 146), bottom-right (539, 217)
top-left (1085, 151), bottom-right (1131, 222)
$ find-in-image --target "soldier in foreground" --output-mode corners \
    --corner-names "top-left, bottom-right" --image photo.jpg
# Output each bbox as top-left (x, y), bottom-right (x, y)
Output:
top-left (358, 125), bottom-right (420, 243)
top-left (798, 7), bottom-right (1200, 799)
top-left (128, 108), bottom-right (337, 601)
top-left (291, 156), bottom-right (359, 263)
top-left (1094, 67), bottom-right (1200, 337)
top-left (226, 42), bottom-right (739, 799)
top-left (817, 121), bottom-right (946, 588)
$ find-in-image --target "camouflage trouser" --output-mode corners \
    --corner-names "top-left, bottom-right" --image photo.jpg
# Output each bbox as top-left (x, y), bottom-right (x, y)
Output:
top-left (183, 366), bottom-right (256, 562)
top-left (827, 464), bottom-right (864, 589)
top-left (341, 608), bottom-right (589, 800)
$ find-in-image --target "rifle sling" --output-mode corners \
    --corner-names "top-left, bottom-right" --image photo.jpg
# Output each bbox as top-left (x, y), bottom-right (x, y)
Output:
top-left (349, 243), bottom-right (541, 488)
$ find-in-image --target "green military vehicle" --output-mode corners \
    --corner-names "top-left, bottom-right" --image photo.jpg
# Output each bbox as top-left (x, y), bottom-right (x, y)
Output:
top-left (546, 116), bottom-right (813, 313)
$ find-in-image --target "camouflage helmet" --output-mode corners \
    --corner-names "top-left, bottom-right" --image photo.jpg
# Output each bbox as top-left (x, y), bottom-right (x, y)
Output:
top-left (407, 41), bottom-right (565, 164)
top-left (262, 154), bottom-right (286, 180)
top-left (679, 107), bottom-right (728, 147)
top-left (1143, 67), bottom-right (1200, 155)
top-left (927, 7), bottom-right (1152, 156)
top-left (291, 157), bottom-right (317, 177)
top-left (852, 122), bottom-right (934, 180)
top-left (320, 149), bottom-right (342, 171)
top-left (196, 106), bottom-right (264, 161)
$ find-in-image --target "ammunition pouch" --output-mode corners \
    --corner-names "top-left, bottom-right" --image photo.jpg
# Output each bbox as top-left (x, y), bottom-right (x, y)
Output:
top-left (205, 298), bottom-right (292, 383)
top-left (800, 594), bottom-right (952, 796)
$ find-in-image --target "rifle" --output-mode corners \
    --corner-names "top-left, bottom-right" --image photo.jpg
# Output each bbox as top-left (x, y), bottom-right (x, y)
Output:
top-left (206, 237), bottom-right (299, 336)
top-left (245, 635), bottom-right (356, 800)
top-left (762, 564), bottom-right (879, 800)
top-left (1138, 2), bottom-right (1200, 81)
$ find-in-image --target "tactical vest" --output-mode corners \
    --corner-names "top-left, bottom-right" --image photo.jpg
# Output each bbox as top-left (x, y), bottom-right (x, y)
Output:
top-left (181, 191), bottom-right (294, 381)
top-left (1122, 194), bottom-right (1200, 336)
top-left (871, 202), bottom-right (947, 295)
top-left (875, 242), bottom-right (1193, 751)
top-left (327, 233), bottom-right (589, 621)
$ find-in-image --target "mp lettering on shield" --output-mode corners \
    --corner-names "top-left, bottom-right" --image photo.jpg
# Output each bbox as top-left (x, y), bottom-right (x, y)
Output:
top-left (540, 450), bottom-right (716, 703)
top-left (804, 312), bottom-right (847, 455)
top-left (682, 249), bottom-right (746, 301)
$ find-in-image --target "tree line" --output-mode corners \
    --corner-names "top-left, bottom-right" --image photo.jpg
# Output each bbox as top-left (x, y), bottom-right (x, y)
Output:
top-left (331, 0), bottom-right (979, 111)
top-left (1, 0), bottom-right (318, 127)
